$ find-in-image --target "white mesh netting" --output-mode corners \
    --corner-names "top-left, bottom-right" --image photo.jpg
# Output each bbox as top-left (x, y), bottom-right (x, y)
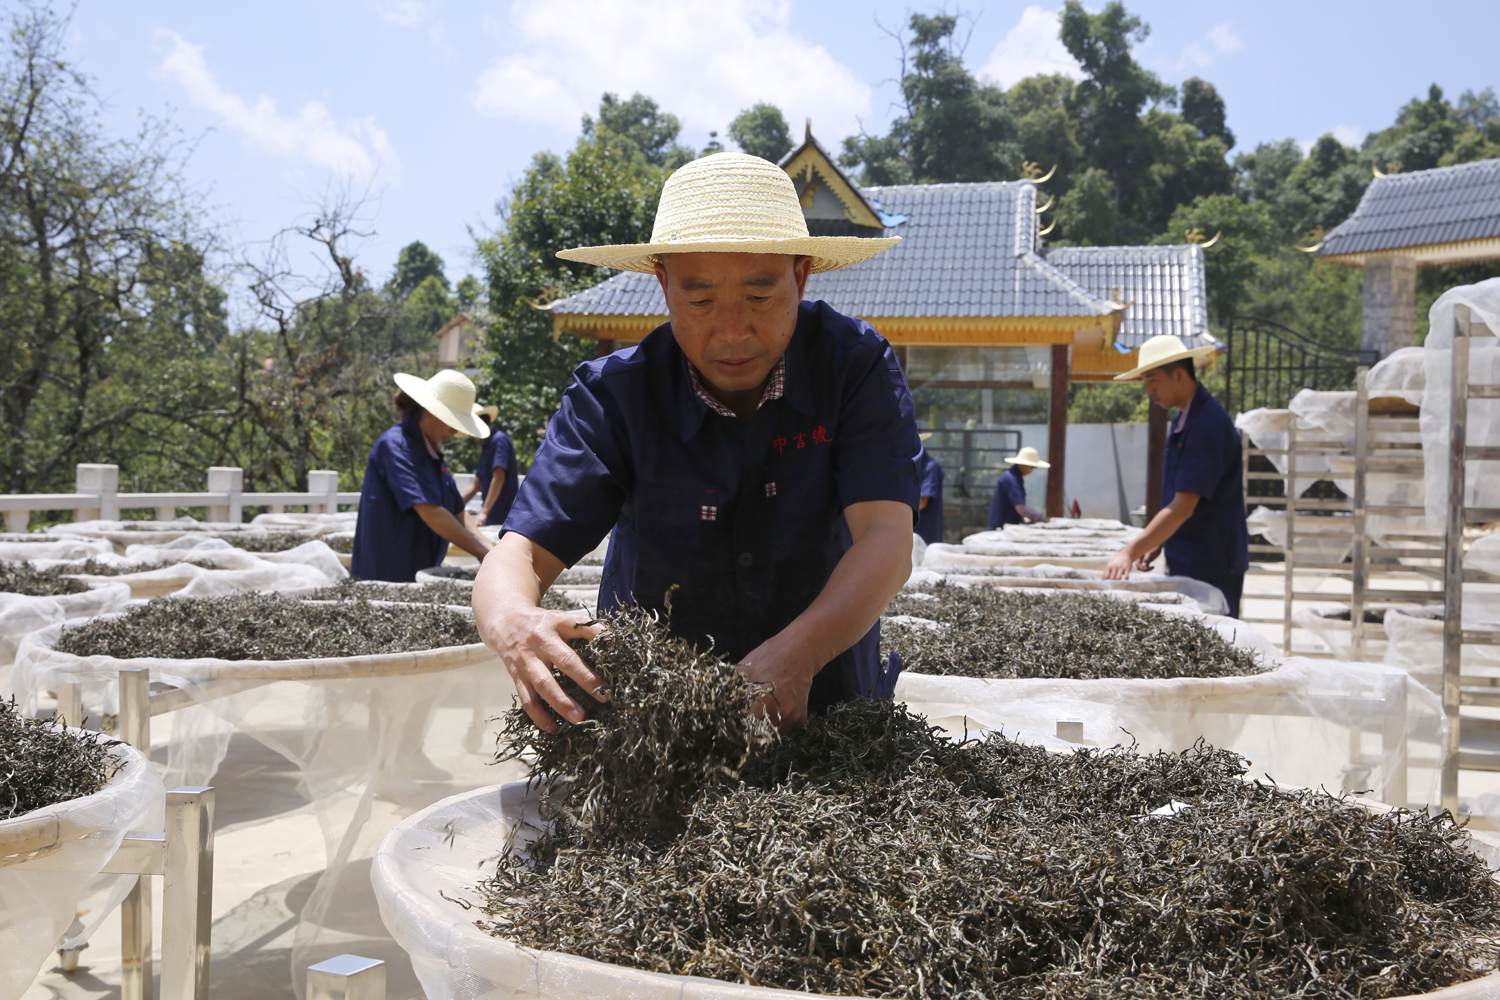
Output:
top-left (0, 584), bottom-right (133, 678)
top-left (4, 605), bottom-right (521, 997)
top-left (1423, 278), bottom-right (1500, 526)
top-left (27, 536), bottom-right (348, 598)
top-left (0, 736), bottom-right (164, 1000)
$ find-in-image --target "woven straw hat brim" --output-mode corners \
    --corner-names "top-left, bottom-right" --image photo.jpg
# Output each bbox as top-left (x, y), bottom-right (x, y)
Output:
top-left (557, 235), bottom-right (901, 274)
top-left (1004, 457), bottom-right (1052, 469)
top-left (394, 372), bottom-right (490, 439)
top-left (1112, 344), bottom-right (1219, 382)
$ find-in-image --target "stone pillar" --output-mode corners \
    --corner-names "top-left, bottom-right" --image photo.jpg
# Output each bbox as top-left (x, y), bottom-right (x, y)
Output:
top-left (1361, 256), bottom-right (1417, 357)
top-left (207, 467), bottom-right (243, 523)
top-left (76, 463), bottom-right (119, 522)
top-left (1045, 345), bottom-right (1070, 518)
top-left (308, 470), bottom-right (341, 514)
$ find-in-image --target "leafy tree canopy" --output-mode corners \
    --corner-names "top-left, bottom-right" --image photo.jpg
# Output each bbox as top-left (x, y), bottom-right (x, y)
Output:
top-left (729, 103), bottom-right (794, 162)
top-left (582, 93), bottom-right (695, 169)
top-left (391, 240), bottom-right (447, 299)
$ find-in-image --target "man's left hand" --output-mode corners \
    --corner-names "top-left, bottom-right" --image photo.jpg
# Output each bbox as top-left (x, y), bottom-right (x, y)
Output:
top-left (738, 638), bottom-right (815, 733)
top-left (1103, 548), bottom-right (1135, 580)
top-left (1135, 546), bottom-right (1161, 572)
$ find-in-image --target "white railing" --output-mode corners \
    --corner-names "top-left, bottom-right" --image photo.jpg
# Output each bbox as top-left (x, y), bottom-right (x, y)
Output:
top-left (0, 463), bottom-right (364, 533)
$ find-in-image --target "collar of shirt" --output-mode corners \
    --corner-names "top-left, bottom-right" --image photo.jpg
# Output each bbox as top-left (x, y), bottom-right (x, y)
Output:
top-left (1172, 385), bottom-right (1200, 435)
top-left (403, 412), bottom-right (444, 461)
top-left (685, 354), bottom-right (786, 419)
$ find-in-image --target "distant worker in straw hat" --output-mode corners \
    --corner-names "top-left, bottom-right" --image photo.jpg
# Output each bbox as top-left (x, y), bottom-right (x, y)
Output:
top-left (473, 153), bottom-right (920, 734)
top-left (1103, 335), bottom-right (1249, 617)
top-left (988, 446), bottom-right (1050, 530)
top-left (914, 434), bottom-right (945, 544)
top-left (462, 404), bottom-right (519, 529)
top-left (351, 370), bottom-right (495, 582)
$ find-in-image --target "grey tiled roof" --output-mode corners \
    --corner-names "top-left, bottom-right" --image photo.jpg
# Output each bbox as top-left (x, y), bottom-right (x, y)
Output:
top-left (549, 180), bottom-right (1115, 321)
top-left (1042, 245), bottom-right (1215, 349)
top-left (1318, 157), bottom-right (1500, 259)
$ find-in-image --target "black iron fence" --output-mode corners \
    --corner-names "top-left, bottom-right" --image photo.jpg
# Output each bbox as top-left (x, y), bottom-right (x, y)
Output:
top-left (1222, 315), bottom-right (1378, 417)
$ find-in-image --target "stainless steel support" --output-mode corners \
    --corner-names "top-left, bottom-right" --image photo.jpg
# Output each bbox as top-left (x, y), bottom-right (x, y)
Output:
top-left (1381, 671), bottom-right (1409, 808)
top-left (307, 954), bottom-right (386, 1000)
top-left (56, 681), bottom-right (82, 728)
top-left (1351, 368), bottom-right (1369, 661)
top-left (1442, 306), bottom-right (1471, 812)
top-left (161, 787), bottom-right (215, 1000)
top-left (1283, 419), bottom-right (1298, 655)
top-left (119, 668), bottom-right (153, 1000)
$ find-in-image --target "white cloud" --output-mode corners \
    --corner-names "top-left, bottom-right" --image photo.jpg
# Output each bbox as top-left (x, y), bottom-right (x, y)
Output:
top-left (976, 6), bottom-right (1080, 89)
top-left (1178, 42), bottom-right (1210, 69)
top-left (1300, 124), bottom-right (1365, 155)
top-left (471, 0), bottom-right (871, 142)
top-left (152, 30), bottom-right (398, 182)
top-left (375, 1), bottom-right (431, 28)
top-left (1207, 23), bottom-right (1241, 54)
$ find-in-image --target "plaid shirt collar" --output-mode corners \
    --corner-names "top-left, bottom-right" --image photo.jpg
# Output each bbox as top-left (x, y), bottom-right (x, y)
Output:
top-left (686, 355), bottom-right (786, 418)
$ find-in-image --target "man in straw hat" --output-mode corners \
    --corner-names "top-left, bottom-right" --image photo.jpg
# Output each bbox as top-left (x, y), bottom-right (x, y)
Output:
top-left (351, 369), bottom-right (494, 582)
top-left (473, 152), bottom-right (921, 734)
top-left (1103, 334), bottom-right (1249, 617)
top-left (988, 446), bottom-right (1050, 530)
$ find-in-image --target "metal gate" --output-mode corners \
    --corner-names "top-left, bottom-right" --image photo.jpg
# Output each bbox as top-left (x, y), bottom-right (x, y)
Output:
top-left (1223, 315), bottom-right (1378, 418)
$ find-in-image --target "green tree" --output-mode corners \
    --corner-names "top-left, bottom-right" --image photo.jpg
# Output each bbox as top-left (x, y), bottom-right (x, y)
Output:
top-left (1054, 167), bottom-right (1121, 246)
top-left (1158, 194), bottom-right (1275, 325)
top-left (840, 14), bottom-right (1020, 185)
top-left (728, 103), bottom-right (793, 162)
top-left (391, 240), bottom-right (447, 300)
top-left (1180, 77), bottom-right (1234, 149)
top-left (582, 93), bottom-right (694, 169)
top-left (475, 94), bottom-right (676, 464)
top-left (454, 274), bottom-right (483, 312)
top-left (1008, 74), bottom-right (1082, 196)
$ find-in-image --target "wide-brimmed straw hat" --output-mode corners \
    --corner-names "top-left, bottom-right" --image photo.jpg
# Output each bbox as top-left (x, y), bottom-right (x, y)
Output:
top-left (474, 404), bottom-right (500, 421)
top-left (1005, 446), bottom-right (1051, 469)
top-left (393, 370), bottom-right (490, 438)
top-left (555, 153), bottom-right (901, 274)
top-left (1113, 334), bottom-right (1219, 382)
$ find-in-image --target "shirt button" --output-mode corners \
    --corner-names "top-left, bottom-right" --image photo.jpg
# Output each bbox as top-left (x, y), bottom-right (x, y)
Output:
top-left (738, 552), bottom-right (754, 567)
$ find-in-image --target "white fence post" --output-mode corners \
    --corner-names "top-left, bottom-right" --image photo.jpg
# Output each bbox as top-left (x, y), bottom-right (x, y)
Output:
top-left (308, 470), bottom-right (340, 514)
top-left (4, 510), bottom-right (28, 533)
top-left (76, 463), bottom-right (119, 521)
top-left (207, 467), bottom-right (243, 523)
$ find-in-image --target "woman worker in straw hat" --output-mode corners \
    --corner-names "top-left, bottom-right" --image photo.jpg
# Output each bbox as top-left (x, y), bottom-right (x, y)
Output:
top-left (473, 152), bottom-right (921, 734)
top-left (988, 446), bottom-right (1050, 529)
top-left (1103, 335), bottom-right (1249, 617)
top-left (351, 370), bottom-right (494, 582)
top-left (463, 404), bottom-right (520, 528)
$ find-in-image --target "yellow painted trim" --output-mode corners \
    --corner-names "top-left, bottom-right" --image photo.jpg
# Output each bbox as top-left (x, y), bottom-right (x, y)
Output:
top-left (555, 311), bottom-right (1122, 347)
top-left (781, 145), bottom-right (884, 229)
top-left (1321, 235), bottom-right (1500, 268)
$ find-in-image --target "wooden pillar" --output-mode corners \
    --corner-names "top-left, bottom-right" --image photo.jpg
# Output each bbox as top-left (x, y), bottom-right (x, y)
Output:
top-left (1146, 401), bottom-right (1168, 519)
top-left (1045, 344), bottom-right (1069, 518)
top-left (597, 338), bottom-right (616, 358)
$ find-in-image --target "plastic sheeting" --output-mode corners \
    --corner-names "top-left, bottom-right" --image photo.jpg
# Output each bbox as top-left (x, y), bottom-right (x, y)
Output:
top-left (373, 773), bottom-right (1494, 1000)
top-left (904, 562), bottom-right (1229, 616)
top-left (29, 537), bottom-right (346, 599)
top-left (1245, 506), bottom-right (1355, 567)
top-left (1422, 277), bottom-right (1500, 526)
top-left (0, 584), bottom-right (132, 677)
top-left (0, 736), bottom-right (164, 1000)
top-left (5, 608), bottom-right (516, 997)
top-left (1368, 346), bottom-right (1427, 407)
top-left (0, 535), bottom-right (113, 562)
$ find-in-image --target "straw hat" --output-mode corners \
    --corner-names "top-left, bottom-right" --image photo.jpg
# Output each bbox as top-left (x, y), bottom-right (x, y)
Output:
top-left (393, 370), bottom-right (490, 438)
top-left (474, 404), bottom-right (500, 421)
top-left (1005, 446), bottom-right (1051, 469)
top-left (555, 153), bottom-right (901, 274)
top-left (1113, 334), bottom-right (1219, 382)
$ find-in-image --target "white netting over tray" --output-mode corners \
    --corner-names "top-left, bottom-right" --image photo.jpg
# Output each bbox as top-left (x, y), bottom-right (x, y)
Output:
top-left (1423, 277), bottom-right (1500, 526)
top-left (249, 511), bottom-right (359, 536)
top-left (373, 777), bottom-right (1499, 1000)
top-left (4, 606), bottom-right (521, 998)
top-left (922, 520), bottom-right (1144, 573)
top-left (1290, 602), bottom-right (1415, 661)
top-left (24, 536), bottom-right (347, 599)
top-left (0, 584), bottom-right (132, 676)
top-left (0, 736), bottom-right (164, 1000)
top-left (905, 563), bottom-right (1228, 615)
top-left (0, 534), bottom-right (113, 562)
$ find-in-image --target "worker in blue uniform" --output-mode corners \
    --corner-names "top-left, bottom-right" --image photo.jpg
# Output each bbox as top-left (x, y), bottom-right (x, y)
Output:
top-left (915, 434), bottom-right (945, 544)
top-left (987, 446), bottom-right (1050, 529)
top-left (463, 404), bottom-right (520, 528)
top-left (351, 369), bottom-right (494, 582)
top-left (1103, 335), bottom-right (1250, 618)
top-left (472, 153), bottom-right (918, 734)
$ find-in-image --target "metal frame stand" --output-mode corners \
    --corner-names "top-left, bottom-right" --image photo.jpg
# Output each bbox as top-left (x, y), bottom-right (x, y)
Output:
top-left (308, 955), bottom-right (386, 1000)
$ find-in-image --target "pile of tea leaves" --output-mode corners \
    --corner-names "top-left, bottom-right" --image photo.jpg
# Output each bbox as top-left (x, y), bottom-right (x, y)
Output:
top-left (0, 699), bottom-right (121, 819)
top-left (324, 535), bottom-right (354, 553)
top-left (479, 612), bottom-right (1500, 999)
top-left (218, 532), bottom-right (317, 553)
top-left (0, 561), bottom-right (90, 596)
top-left (882, 584), bottom-right (1264, 680)
top-left (53, 592), bottom-right (478, 660)
top-left (308, 578), bottom-right (474, 606)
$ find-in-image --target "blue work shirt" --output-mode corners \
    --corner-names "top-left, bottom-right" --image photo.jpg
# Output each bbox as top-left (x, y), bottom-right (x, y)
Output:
top-left (915, 447), bottom-right (944, 544)
top-left (350, 413), bottom-right (465, 582)
top-left (1162, 383), bottom-right (1250, 590)
top-left (988, 465), bottom-right (1029, 530)
top-left (476, 428), bottom-right (519, 526)
top-left (504, 301), bottom-right (921, 709)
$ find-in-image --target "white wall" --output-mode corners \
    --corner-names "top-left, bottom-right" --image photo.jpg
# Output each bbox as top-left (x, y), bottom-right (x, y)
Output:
top-left (1001, 422), bottom-right (1149, 522)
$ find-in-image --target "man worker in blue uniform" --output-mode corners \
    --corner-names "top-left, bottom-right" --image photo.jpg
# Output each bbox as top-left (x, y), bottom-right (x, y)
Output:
top-left (472, 153), bottom-right (921, 734)
top-left (987, 446), bottom-right (1050, 529)
top-left (1103, 335), bottom-right (1250, 618)
top-left (915, 434), bottom-right (944, 544)
top-left (463, 404), bottom-right (520, 528)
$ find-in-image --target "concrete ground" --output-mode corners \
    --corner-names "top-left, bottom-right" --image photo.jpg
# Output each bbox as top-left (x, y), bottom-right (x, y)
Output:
top-left (20, 558), bottom-right (1494, 1000)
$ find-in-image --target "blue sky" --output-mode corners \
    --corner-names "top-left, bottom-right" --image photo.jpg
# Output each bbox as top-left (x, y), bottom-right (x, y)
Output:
top-left (63, 0), bottom-right (1499, 302)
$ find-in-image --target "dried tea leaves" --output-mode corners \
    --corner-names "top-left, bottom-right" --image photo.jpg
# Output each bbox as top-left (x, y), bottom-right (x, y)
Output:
top-left (0, 561), bottom-right (90, 596)
top-left (219, 533), bottom-right (318, 553)
top-left (883, 585), bottom-right (1263, 680)
top-left (309, 578), bottom-right (474, 606)
top-left (480, 697), bottom-right (1500, 1000)
top-left (53, 592), bottom-right (478, 660)
top-left (497, 605), bottom-right (774, 844)
top-left (0, 699), bottom-right (120, 819)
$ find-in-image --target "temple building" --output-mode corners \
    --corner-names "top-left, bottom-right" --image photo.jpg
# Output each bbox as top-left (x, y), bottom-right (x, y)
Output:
top-left (546, 131), bottom-right (1216, 532)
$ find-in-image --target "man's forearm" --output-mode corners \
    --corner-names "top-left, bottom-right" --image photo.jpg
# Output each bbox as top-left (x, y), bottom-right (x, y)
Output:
top-left (1122, 494), bottom-right (1197, 560)
top-left (481, 472), bottom-right (504, 518)
top-left (415, 504), bottom-right (493, 559)
top-left (474, 533), bottom-right (562, 620)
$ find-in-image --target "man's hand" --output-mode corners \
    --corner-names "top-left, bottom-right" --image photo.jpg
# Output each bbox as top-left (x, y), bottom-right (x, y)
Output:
top-left (1103, 549), bottom-right (1134, 580)
top-left (1102, 493), bottom-right (1200, 581)
top-left (473, 533), bottom-right (610, 732)
top-left (1136, 546), bottom-right (1161, 572)
top-left (738, 635), bottom-right (817, 733)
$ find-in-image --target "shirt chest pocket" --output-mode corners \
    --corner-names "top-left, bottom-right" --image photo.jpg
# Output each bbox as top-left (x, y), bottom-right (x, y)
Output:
top-left (634, 484), bottom-right (726, 551)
